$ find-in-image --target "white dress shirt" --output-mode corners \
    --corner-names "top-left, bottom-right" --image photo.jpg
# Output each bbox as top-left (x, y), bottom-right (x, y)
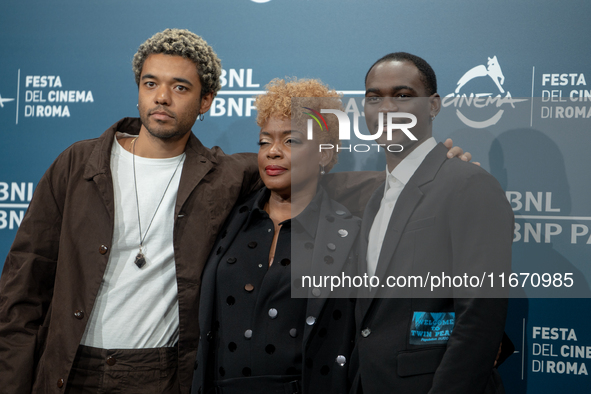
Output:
top-left (366, 137), bottom-right (438, 277)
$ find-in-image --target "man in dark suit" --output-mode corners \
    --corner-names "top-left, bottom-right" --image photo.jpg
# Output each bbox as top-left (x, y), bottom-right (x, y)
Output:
top-left (349, 53), bottom-right (514, 394)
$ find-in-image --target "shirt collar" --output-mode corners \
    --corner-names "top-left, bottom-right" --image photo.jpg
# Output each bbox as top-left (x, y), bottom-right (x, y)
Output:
top-left (244, 187), bottom-right (323, 238)
top-left (244, 187), bottom-right (272, 230)
top-left (386, 137), bottom-right (437, 190)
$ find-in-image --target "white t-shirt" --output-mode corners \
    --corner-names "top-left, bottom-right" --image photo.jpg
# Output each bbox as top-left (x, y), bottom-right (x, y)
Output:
top-left (80, 134), bottom-right (184, 349)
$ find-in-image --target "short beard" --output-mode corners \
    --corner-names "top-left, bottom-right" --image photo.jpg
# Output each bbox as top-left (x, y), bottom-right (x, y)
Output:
top-left (143, 121), bottom-right (189, 142)
top-left (138, 102), bottom-right (200, 143)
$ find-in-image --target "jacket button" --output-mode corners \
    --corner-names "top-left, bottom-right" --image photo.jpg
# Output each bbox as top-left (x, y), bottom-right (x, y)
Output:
top-left (57, 378), bottom-right (64, 388)
top-left (361, 328), bottom-right (371, 337)
top-left (99, 245), bottom-right (108, 254)
top-left (74, 310), bottom-right (84, 319)
top-left (336, 355), bottom-right (347, 366)
top-left (106, 356), bottom-right (116, 366)
top-left (206, 331), bottom-right (213, 341)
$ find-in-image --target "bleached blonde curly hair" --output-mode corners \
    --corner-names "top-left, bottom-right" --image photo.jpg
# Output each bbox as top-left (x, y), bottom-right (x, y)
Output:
top-left (255, 78), bottom-right (343, 171)
top-left (132, 28), bottom-right (222, 96)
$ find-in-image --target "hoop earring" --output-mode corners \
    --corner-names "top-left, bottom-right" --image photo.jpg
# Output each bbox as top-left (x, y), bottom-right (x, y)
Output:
top-left (320, 165), bottom-right (325, 175)
top-left (198, 113), bottom-right (205, 121)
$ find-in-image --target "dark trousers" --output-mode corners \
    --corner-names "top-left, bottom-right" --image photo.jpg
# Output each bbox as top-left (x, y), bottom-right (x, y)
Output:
top-left (65, 345), bottom-right (179, 394)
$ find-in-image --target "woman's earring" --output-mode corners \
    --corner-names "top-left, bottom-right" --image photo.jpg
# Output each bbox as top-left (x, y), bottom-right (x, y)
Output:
top-left (320, 165), bottom-right (325, 175)
top-left (198, 113), bottom-right (205, 121)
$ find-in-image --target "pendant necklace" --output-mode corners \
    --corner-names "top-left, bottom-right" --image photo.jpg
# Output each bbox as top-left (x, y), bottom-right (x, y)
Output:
top-left (131, 137), bottom-right (184, 268)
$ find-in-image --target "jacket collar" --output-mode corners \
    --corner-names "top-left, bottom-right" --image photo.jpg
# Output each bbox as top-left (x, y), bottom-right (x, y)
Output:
top-left (293, 189), bottom-right (322, 238)
top-left (358, 143), bottom-right (449, 314)
top-left (83, 117), bottom-right (218, 181)
top-left (83, 117), bottom-right (217, 217)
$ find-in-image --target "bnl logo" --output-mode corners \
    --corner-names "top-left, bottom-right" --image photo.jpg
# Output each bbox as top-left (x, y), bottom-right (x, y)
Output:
top-left (303, 107), bottom-right (418, 144)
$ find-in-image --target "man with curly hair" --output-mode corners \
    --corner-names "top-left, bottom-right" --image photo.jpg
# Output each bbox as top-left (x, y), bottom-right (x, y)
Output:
top-left (0, 28), bottom-right (260, 393)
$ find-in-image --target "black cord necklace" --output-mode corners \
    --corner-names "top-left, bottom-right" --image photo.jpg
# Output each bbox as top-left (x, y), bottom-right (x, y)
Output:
top-left (131, 137), bottom-right (184, 268)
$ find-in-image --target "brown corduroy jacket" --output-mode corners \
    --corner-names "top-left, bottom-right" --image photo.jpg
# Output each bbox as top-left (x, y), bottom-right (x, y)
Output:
top-left (0, 118), bottom-right (261, 393)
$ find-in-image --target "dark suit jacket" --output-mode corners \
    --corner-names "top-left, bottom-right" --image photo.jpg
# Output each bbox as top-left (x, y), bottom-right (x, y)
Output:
top-left (350, 143), bottom-right (514, 394)
top-left (193, 187), bottom-right (360, 394)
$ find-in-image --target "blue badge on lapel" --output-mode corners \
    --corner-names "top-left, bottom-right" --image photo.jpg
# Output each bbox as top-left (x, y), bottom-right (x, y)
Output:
top-left (409, 312), bottom-right (455, 345)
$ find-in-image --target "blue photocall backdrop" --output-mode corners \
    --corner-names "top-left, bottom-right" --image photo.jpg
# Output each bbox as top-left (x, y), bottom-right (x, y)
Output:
top-left (1, 1), bottom-right (590, 391)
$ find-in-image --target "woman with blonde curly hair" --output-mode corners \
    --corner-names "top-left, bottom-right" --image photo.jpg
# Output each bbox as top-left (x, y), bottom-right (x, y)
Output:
top-left (192, 78), bottom-right (358, 394)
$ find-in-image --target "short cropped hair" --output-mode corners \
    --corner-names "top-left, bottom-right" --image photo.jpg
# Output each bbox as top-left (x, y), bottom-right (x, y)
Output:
top-left (365, 52), bottom-right (437, 96)
top-left (132, 28), bottom-right (222, 96)
top-left (255, 78), bottom-right (343, 171)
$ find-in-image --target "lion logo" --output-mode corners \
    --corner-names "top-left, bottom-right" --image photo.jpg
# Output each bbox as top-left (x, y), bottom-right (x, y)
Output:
top-left (443, 55), bottom-right (526, 129)
top-left (455, 55), bottom-right (505, 94)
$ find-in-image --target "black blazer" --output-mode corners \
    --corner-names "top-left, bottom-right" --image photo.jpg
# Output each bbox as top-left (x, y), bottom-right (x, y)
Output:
top-left (350, 144), bottom-right (514, 394)
top-left (192, 187), bottom-right (361, 394)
